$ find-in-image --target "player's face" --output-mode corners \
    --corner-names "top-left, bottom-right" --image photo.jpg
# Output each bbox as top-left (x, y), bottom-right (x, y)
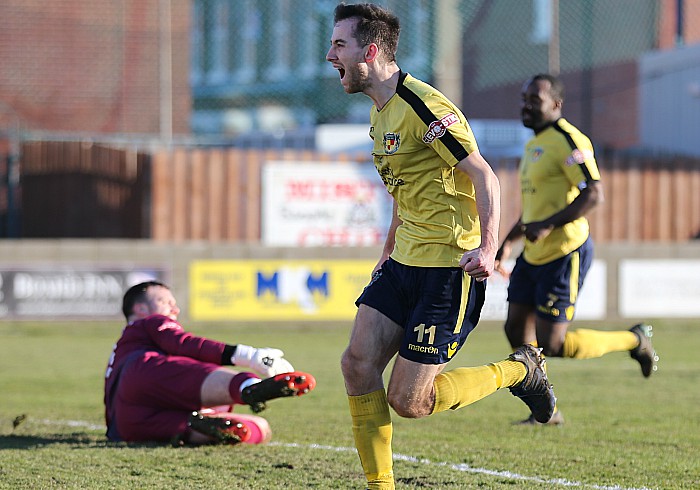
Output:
top-left (144, 285), bottom-right (180, 320)
top-left (520, 79), bottom-right (561, 131)
top-left (326, 18), bottom-right (370, 94)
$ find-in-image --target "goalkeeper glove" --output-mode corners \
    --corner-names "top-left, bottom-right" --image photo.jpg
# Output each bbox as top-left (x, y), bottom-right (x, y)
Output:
top-left (231, 344), bottom-right (295, 378)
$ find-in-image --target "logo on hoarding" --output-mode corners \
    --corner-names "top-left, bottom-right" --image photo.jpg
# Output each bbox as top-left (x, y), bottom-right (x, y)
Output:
top-left (257, 268), bottom-right (329, 311)
top-left (0, 269), bottom-right (164, 319)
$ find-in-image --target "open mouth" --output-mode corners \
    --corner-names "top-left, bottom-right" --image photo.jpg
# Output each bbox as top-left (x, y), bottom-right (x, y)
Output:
top-left (338, 68), bottom-right (346, 79)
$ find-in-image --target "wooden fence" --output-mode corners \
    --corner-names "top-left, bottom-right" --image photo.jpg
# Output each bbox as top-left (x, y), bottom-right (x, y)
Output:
top-left (18, 140), bottom-right (150, 238)
top-left (0, 139), bottom-right (10, 236)
top-left (12, 140), bottom-right (700, 242)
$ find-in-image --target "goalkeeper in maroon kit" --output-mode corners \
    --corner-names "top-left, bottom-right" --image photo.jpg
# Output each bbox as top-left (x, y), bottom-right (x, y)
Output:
top-left (104, 281), bottom-right (315, 446)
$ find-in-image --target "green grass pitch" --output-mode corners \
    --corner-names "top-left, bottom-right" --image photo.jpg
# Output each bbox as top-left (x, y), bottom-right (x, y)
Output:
top-left (1, 319), bottom-right (698, 489)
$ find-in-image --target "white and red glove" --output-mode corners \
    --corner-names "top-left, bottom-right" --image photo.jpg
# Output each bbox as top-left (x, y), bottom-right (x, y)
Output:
top-left (231, 344), bottom-right (294, 378)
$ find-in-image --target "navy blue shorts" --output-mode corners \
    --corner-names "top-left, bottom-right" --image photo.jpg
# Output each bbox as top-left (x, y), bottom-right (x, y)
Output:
top-left (355, 257), bottom-right (485, 365)
top-left (507, 237), bottom-right (593, 322)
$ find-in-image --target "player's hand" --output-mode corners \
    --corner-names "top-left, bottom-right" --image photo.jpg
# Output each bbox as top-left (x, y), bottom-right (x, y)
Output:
top-left (231, 344), bottom-right (295, 378)
top-left (494, 242), bottom-right (512, 279)
top-left (371, 254), bottom-right (390, 276)
top-left (522, 221), bottom-right (554, 243)
top-left (459, 248), bottom-right (495, 282)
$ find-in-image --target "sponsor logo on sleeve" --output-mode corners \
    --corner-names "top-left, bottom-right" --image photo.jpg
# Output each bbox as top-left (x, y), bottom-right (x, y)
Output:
top-left (422, 113), bottom-right (459, 143)
top-left (566, 149), bottom-right (593, 166)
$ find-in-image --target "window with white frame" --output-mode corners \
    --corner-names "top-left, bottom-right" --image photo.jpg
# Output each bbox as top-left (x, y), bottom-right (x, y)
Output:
top-left (531, 0), bottom-right (552, 44)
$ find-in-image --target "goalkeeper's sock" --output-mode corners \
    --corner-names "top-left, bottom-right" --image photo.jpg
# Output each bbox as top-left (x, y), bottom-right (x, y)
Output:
top-left (562, 328), bottom-right (639, 359)
top-left (228, 372), bottom-right (260, 405)
top-left (348, 390), bottom-right (394, 490)
top-left (432, 360), bottom-right (526, 413)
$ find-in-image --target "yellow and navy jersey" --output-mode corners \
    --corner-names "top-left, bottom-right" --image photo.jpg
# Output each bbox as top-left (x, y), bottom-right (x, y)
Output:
top-left (369, 72), bottom-right (481, 267)
top-left (520, 117), bottom-right (601, 265)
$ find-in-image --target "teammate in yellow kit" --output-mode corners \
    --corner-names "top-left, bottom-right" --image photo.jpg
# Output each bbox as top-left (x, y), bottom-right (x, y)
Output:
top-left (496, 74), bottom-right (658, 425)
top-left (326, 4), bottom-right (556, 489)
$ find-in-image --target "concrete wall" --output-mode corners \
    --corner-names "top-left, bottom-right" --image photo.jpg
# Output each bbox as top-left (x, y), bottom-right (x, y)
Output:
top-left (1, 240), bottom-right (699, 323)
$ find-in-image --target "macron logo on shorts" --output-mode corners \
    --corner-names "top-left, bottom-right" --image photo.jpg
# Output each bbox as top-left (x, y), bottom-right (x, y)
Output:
top-left (423, 113), bottom-right (459, 144)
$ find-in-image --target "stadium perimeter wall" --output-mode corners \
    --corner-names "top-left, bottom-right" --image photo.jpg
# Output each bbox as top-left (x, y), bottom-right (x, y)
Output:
top-left (1, 240), bottom-right (699, 324)
top-left (10, 141), bottom-right (700, 242)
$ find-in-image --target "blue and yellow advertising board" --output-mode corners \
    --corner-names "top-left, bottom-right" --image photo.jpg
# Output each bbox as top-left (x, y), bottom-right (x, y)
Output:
top-left (189, 260), bottom-right (375, 321)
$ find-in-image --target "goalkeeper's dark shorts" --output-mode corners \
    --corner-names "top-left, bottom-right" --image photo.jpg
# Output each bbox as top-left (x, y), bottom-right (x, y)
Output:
top-left (355, 257), bottom-right (485, 365)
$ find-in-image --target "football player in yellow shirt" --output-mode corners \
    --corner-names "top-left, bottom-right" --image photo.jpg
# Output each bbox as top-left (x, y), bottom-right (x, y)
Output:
top-left (327, 4), bottom-right (556, 489)
top-left (496, 74), bottom-right (658, 425)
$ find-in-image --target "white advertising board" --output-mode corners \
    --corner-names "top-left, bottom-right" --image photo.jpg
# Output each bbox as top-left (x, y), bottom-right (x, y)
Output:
top-left (262, 161), bottom-right (392, 247)
top-left (0, 268), bottom-right (165, 319)
top-left (620, 259), bottom-right (700, 318)
top-left (481, 259), bottom-right (607, 321)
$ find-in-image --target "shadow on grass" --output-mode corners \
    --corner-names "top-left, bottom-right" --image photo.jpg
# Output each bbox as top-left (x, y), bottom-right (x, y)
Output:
top-left (0, 433), bottom-right (166, 450)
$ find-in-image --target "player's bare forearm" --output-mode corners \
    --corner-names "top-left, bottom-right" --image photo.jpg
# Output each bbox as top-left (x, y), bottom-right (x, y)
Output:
top-left (497, 219), bottom-right (524, 259)
top-left (525, 181), bottom-right (603, 242)
top-left (456, 151), bottom-right (501, 278)
top-left (495, 219), bottom-right (524, 277)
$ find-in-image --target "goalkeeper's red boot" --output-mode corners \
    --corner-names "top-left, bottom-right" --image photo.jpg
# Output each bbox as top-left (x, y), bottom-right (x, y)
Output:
top-left (241, 371), bottom-right (316, 413)
top-left (185, 411), bottom-right (251, 445)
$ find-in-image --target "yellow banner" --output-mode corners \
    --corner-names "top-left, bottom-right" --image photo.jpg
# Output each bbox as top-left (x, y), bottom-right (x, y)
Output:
top-left (189, 260), bottom-right (375, 321)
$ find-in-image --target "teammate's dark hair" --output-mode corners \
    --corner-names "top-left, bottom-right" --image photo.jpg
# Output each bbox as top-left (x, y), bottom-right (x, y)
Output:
top-left (122, 281), bottom-right (168, 320)
top-left (531, 73), bottom-right (565, 102)
top-left (334, 2), bottom-right (400, 62)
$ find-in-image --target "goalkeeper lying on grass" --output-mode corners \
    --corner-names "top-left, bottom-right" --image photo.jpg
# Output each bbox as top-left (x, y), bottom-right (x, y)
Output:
top-left (104, 281), bottom-right (315, 446)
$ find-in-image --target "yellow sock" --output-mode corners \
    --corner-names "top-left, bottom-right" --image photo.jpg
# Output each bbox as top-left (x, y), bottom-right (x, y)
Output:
top-left (432, 360), bottom-right (526, 413)
top-left (348, 390), bottom-right (394, 490)
top-left (562, 328), bottom-right (639, 359)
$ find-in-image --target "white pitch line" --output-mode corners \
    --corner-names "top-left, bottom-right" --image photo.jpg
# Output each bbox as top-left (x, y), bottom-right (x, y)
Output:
top-left (38, 420), bottom-right (655, 490)
top-left (38, 418), bottom-right (104, 431)
top-left (274, 442), bottom-right (657, 490)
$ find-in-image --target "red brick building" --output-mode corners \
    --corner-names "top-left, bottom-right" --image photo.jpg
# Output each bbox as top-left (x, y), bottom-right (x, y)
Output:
top-left (0, 0), bottom-right (191, 136)
top-left (459, 0), bottom-right (700, 150)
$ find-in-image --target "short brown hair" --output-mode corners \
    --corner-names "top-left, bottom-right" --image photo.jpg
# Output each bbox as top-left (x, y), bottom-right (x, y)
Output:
top-left (334, 3), bottom-right (400, 62)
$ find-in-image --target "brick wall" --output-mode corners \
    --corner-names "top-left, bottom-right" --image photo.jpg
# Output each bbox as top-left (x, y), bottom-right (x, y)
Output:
top-left (0, 0), bottom-right (190, 135)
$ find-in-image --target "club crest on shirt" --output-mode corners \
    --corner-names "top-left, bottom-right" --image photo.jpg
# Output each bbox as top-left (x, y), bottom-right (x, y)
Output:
top-left (383, 132), bottom-right (400, 154)
top-left (530, 147), bottom-right (544, 162)
top-left (423, 113), bottom-right (459, 143)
